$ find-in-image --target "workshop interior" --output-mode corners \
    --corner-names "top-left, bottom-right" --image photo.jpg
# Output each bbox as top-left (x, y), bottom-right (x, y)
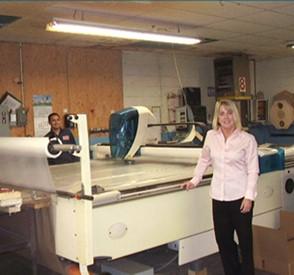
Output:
top-left (0, 1), bottom-right (294, 275)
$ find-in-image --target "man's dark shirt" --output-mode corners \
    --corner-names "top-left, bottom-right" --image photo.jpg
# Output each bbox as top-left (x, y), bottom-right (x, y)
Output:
top-left (45, 128), bottom-right (80, 165)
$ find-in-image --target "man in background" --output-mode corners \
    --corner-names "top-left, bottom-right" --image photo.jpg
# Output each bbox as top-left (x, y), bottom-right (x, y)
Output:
top-left (45, 112), bottom-right (80, 165)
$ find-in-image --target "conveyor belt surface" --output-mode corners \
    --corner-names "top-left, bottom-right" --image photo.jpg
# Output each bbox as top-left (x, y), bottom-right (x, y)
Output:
top-left (50, 158), bottom-right (206, 194)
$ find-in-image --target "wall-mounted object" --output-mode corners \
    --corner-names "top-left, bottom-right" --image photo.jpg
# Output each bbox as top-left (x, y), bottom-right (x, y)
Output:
top-left (16, 107), bottom-right (27, 127)
top-left (270, 90), bottom-right (294, 129)
top-left (0, 106), bottom-right (10, 136)
top-left (0, 92), bottom-right (23, 127)
top-left (0, 91), bottom-right (22, 112)
top-left (256, 99), bottom-right (268, 122)
top-left (183, 87), bottom-right (201, 106)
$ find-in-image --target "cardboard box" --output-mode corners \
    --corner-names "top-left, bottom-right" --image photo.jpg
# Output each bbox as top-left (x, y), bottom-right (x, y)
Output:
top-left (253, 211), bottom-right (294, 275)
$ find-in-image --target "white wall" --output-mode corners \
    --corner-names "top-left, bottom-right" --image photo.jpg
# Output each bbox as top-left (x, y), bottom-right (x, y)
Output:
top-left (256, 57), bottom-right (294, 100)
top-left (122, 50), bottom-right (215, 124)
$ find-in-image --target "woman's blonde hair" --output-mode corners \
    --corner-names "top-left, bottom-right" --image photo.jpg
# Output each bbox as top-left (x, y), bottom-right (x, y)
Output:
top-left (212, 99), bottom-right (242, 130)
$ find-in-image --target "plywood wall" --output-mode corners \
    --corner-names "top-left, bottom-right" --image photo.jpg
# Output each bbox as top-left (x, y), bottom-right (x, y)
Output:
top-left (0, 42), bottom-right (123, 137)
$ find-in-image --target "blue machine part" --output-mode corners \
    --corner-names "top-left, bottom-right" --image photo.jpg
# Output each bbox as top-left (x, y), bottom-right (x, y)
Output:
top-left (109, 107), bottom-right (138, 159)
top-left (259, 148), bottom-right (285, 174)
top-left (249, 124), bottom-right (294, 145)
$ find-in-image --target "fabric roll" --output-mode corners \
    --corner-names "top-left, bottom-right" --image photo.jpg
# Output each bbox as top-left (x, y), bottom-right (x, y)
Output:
top-left (0, 137), bottom-right (56, 192)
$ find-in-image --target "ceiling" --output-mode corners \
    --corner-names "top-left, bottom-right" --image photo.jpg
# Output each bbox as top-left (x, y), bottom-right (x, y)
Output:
top-left (1, 1), bottom-right (294, 60)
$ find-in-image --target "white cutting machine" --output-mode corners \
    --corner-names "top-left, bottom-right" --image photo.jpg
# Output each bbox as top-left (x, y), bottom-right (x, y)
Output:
top-left (0, 108), bottom-right (293, 275)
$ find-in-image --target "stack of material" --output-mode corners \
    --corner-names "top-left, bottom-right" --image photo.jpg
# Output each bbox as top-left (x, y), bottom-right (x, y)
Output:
top-left (0, 188), bottom-right (22, 214)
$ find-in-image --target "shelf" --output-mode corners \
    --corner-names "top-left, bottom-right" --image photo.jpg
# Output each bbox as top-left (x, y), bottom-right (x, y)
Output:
top-left (216, 95), bottom-right (252, 101)
top-left (214, 56), bottom-right (250, 98)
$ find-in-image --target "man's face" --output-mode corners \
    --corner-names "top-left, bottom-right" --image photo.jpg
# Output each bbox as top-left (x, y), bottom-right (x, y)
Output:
top-left (49, 115), bottom-right (61, 131)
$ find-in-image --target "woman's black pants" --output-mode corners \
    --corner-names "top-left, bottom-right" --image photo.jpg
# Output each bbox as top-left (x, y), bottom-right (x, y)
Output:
top-left (212, 198), bottom-right (255, 275)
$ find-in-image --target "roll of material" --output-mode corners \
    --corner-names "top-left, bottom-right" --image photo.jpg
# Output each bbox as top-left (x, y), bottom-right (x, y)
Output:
top-left (92, 144), bottom-right (201, 163)
top-left (0, 137), bottom-right (58, 159)
top-left (141, 146), bottom-right (202, 162)
top-left (93, 190), bottom-right (121, 206)
top-left (0, 137), bottom-right (56, 193)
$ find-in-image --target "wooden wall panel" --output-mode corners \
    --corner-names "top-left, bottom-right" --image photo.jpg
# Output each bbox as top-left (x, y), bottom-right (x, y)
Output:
top-left (0, 42), bottom-right (123, 137)
top-left (67, 47), bottom-right (123, 129)
top-left (22, 44), bottom-right (69, 136)
top-left (0, 42), bottom-right (24, 136)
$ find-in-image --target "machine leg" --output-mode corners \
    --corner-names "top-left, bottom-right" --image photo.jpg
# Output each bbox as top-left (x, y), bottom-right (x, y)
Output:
top-left (79, 264), bottom-right (89, 275)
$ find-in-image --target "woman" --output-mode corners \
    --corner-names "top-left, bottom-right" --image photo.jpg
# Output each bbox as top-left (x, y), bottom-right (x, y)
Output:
top-left (183, 100), bottom-right (259, 275)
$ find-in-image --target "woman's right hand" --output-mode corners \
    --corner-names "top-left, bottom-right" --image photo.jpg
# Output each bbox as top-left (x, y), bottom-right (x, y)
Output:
top-left (181, 181), bottom-right (196, 190)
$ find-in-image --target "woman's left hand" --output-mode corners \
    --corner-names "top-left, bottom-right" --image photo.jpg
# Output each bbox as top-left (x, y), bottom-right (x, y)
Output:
top-left (240, 198), bottom-right (252, 214)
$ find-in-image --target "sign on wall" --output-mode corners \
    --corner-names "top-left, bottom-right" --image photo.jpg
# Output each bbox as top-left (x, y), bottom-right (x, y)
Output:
top-left (33, 95), bottom-right (52, 137)
top-left (239, 76), bottom-right (246, 93)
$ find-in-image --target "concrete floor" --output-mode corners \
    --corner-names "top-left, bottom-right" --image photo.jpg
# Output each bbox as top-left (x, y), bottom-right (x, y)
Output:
top-left (0, 246), bottom-right (277, 275)
top-left (97, 245), bottom-right (276, 275)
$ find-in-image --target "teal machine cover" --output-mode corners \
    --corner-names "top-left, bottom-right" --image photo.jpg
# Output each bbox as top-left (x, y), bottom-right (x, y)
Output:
top-left (109, 107), bottom-right (138, 159)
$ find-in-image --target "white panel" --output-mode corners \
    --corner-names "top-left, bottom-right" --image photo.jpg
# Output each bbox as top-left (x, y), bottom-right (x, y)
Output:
top-left (124, 75), bottom-right (161, 88)
top-left (254, 171), bottom-right (282, 215)
top-left (92, 185), bottom-right (213, 260)
top-left (253, 209), bottom-right (281, 229)
top-left (177, 230), bottom-right (218, 265)
top-left (123, 51), bottom-right (158, 65)
top-left (159, 66), bottom-right (178, 77)
top-left (55, 197), bottom-right (79, 261)
top-left (256, 57), bottom-right (294, 99)
top-left (124, 85), bottom-right (160, 98)
top-left (123, 63), bottom-right (159, 76)
top-left (161, 77), bottom-right (183, 87)
top-left (128, 99), bottom-right (159, 110)
top-left (180, 78), bottom-right (201, 87)
top-left (122, 50), bottom-right (215, 123)
top-left (55, 197), bottom-right (93, 265)
top-left (158, 54), bottom-right (176, 65)
top-left (123, 97), bottom-right (144, 107)
top-left (141, 87), bottom-right (161, 97)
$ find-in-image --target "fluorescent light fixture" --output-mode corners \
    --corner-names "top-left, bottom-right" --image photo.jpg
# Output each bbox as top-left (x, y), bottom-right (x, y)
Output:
top-left (46, 18), bottom-right (201, 45)
top-left (286, 41), bottom-right (294, 49)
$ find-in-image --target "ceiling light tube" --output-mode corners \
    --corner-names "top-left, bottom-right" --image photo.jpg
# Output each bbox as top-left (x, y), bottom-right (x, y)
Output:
top-left (286, 41), bottom-right (294, 49)
top-left (46, 18), bottom-right (201, 45)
